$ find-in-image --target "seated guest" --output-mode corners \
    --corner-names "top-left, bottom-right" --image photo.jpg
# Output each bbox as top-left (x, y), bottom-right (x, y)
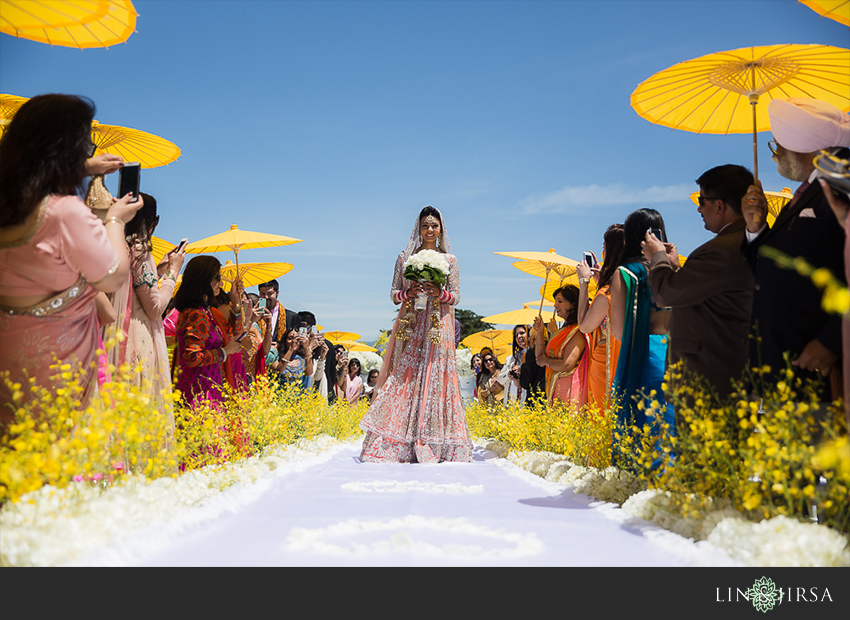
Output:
top-left (0, 94), bottom-right (142, 429)
top-left (499, 325), bottom-right (530, 405)
top-left (477, 353), bottom-right (504, 406)
top-left (363, 368), bottom-right (380, 402)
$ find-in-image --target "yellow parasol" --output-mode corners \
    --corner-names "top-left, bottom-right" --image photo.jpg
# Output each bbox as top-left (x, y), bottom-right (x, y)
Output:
top-left (516, 260), bottom-right (599, 297)
top-left (689, 188), bottom-right (792, 227)
top-left (0, 0), bottom-right (138, 49)
top-left (494, 249), bottom-right (578, 316)
top-left (185, 225), bottom-right (302, 323)
top-left (482, 304), bottom-right (557, 326)
top-left (151, 236), bottom-right (175, 266)
top-left (799, 0), bottom-right (850, 27)
top-left (524, 299), bottom-right (554, 308)
top-left (1, 96), bottom-right (181, 168)
top-left (324, 331), bottom-right (362, 343)
top-left (91, 120), bottom-right (181, 168)
top-left (630, 44), bottom-right (850, 180)
top-left (220, 260), bottom-right (294, 291)
top-left (460, 329), bottom-right (513, 354)
top-left (0, 93), bottom-right (27, 136)
top-left (333, 340), bottom-right (377, 353)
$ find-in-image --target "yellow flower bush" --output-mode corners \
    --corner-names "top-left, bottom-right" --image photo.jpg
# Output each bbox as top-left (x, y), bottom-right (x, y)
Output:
top-left (1, 361), bottom-right (366, 505)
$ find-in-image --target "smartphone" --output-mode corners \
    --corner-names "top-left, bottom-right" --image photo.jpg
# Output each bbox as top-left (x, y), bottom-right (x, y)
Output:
top-left (311, 325), bottom-right (319, 335)
top-left (176, 238), bottom-right (189, 252)
top-left (298, 327), bottom-right (308, 336)
top-left (117, 162), bottom-right (141, 203)
top-left (257, 298), bottom-right (267, 311)
top-left (583, 252), bottom-right (593, 267)
top-left (647, 227), bottom-right (664, 242)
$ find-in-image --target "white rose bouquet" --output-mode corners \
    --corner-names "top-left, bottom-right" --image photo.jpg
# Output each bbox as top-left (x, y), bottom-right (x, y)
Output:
top-left (403, 249), bottom-right (450, 310)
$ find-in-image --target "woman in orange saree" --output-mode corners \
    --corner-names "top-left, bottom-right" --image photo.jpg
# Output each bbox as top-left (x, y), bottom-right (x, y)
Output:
top-left (533, 284), bottom-right (588, 408)
top-left (576, 224), bottom-right (625, 413)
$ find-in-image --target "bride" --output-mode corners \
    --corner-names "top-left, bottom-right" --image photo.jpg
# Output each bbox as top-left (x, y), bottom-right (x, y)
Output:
top-left (359, 206), bottom-right (473, 463)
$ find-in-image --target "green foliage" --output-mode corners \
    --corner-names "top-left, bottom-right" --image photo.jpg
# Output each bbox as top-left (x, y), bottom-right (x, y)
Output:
top-left (455, 308), bottom-right (494, 341)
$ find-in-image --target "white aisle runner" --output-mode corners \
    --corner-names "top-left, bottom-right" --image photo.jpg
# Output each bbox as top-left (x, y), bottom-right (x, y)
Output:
top-left (78, 440), bottom-right (738, 567)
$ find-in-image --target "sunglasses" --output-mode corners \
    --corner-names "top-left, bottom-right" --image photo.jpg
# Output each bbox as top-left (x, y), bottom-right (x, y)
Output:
top-left (697, 196), bottom-right (722, 207)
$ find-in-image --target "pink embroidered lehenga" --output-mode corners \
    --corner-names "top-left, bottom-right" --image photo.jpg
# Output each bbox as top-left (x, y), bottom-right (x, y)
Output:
top-left (359, 208), bottom-right (473, 463)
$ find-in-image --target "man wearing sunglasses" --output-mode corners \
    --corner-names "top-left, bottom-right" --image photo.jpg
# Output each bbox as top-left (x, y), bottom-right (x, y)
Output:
top-left (642, 165), bottom-right (754, 398)
top-left (740, 98), bottom-right (849, 405)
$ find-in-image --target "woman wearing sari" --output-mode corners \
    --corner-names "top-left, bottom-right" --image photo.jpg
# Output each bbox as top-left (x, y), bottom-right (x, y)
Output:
top-left (610, 208), bottom-right (675, 460)
top-left (533, 285), bottom-right (589, 408)
top-left (576, 224), bottom-right (625, 413)
top-left (0, 94), bottom-right (142, 431)
top-left (359, 206), bottom-right (473, 463)
top-left (171, 256), bottom-right (246, 407)
top-left (110, 193), bottom-right (184, 426)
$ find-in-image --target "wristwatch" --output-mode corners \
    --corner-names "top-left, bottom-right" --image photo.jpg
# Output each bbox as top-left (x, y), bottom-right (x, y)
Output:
top-left (578, 277), bottom-right (590, 285)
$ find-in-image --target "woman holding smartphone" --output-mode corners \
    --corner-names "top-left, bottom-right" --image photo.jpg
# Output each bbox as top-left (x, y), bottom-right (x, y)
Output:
top-left (0, 94), bottom-right (143, 426)
top-left (575, 223), bottom-right (625, 413)
top-left (608, 208), bottom-right (674, 463)
top-left (107, 192), bottom-right (185, 426)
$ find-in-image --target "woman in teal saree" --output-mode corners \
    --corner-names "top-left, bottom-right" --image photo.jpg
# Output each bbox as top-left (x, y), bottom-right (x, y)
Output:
top-left (610, 208), bottom-right (675, 466)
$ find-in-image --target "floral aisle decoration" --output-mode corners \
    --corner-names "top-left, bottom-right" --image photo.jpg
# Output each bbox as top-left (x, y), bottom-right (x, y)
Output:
top-left (0, 435), bottom-right (358, 567)
top-left (467, 360), bottom-right (850, 566)
top-left (455, 346), bottom-right (474, 377)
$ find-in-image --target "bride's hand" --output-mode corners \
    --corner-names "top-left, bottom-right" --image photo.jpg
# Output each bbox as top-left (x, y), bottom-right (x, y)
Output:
top-left (421, 282), bottom-right (440, 297)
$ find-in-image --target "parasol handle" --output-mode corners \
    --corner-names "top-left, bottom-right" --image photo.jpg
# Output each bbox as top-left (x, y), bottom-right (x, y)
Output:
top-left (751, 97), bottom-right (759, 183)
top-left (538, 266), bottom-right (551, 317)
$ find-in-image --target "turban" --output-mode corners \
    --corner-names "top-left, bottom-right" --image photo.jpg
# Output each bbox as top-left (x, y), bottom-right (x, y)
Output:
top-left (768, 98), bottom-right (850, 153)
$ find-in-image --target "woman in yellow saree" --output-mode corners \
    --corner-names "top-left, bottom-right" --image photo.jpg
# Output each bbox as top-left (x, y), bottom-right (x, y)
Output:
top-left (533, 284), bottom-right (588, 407)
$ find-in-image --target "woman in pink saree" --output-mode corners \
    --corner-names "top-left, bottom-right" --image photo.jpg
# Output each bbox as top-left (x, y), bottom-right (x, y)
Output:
top-left (0, 94), bottom-right (142, 432)
top-left (359, 206), bottom-right (473, 463)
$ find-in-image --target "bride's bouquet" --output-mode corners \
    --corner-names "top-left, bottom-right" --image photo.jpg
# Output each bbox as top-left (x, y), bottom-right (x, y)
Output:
top-left (403, 249), bottom-right (450, 310)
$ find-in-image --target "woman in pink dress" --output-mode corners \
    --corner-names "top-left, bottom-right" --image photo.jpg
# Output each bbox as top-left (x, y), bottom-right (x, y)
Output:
top-left (0, 94), bottom-right (142, 432)
top-left (359, 206), bottom-right (473, 463)
top-left (113, 193), bottom-right (184, 427)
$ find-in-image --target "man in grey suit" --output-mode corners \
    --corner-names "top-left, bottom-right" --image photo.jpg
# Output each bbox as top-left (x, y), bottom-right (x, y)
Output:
top-left (642, 164), bottom-right (755, 398)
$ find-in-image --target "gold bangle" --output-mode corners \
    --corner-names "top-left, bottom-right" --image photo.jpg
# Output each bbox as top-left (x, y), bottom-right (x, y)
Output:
top-left (104, 216), bottom-right (125, 228)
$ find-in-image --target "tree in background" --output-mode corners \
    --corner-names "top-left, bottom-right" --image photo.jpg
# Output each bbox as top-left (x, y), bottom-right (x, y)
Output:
top-left (455, 308), bottom-right (493, 342)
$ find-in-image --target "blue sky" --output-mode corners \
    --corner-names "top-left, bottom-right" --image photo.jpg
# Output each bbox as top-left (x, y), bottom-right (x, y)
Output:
top-left (1, 0), bottom-right (847, 342)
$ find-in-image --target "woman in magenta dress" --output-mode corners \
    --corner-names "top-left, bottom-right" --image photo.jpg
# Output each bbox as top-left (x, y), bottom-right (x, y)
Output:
top-left (359, 206), bottom-right (473, 463)
top-left (0, 94), bottom-right (142, 431)
top-left (171, 256), bottom-right (244, 407)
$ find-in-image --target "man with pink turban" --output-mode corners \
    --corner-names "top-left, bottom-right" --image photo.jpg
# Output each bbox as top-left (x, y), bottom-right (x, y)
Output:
top-left (741, 98), bottom-right (850, 406)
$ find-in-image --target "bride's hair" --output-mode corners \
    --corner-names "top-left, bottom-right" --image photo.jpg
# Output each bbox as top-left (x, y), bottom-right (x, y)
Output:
top-left (419, 205), bottom-right (441, 224)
